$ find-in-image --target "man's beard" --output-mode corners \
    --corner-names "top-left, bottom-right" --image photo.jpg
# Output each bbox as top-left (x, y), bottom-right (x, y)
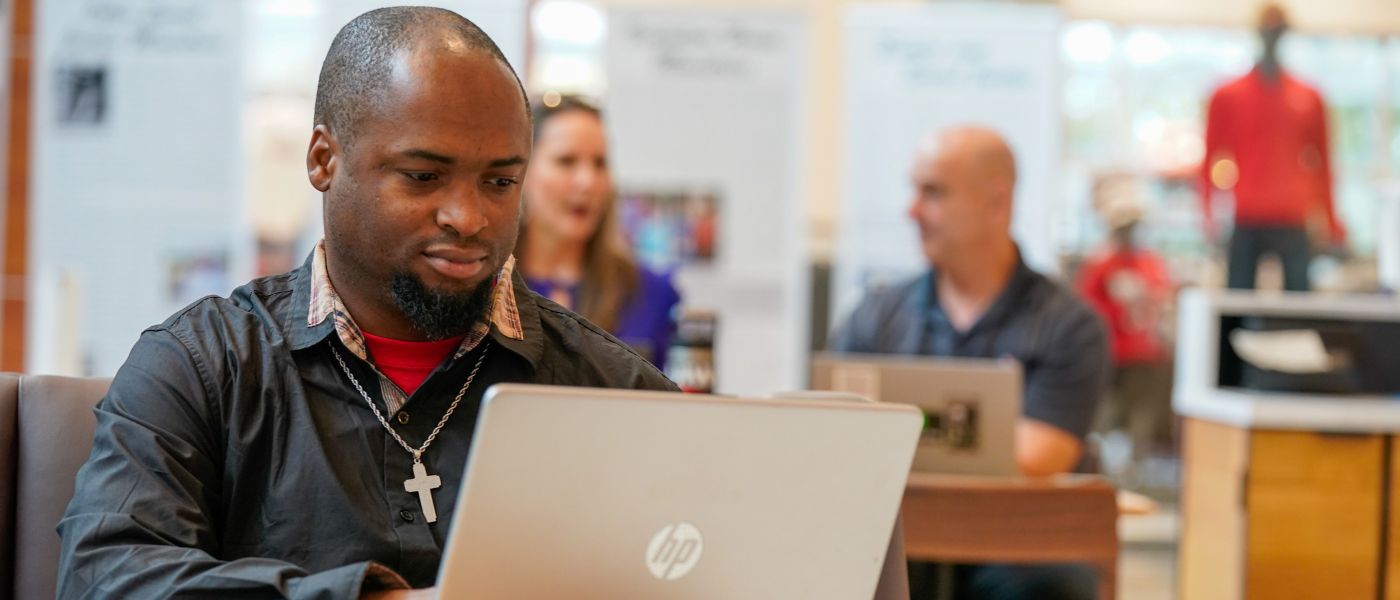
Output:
top-left (389, 271), bottom-right (496, 341)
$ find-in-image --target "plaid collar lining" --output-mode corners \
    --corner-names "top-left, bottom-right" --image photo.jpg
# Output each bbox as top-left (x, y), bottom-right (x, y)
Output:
top-left (307, 241), bottom-right (524, 362)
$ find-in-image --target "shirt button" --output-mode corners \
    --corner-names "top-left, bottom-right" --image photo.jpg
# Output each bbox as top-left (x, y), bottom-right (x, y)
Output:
top-left (396, 411), bottom-right (410, 425)
top-left (399, 509), bottom-right (415, 522)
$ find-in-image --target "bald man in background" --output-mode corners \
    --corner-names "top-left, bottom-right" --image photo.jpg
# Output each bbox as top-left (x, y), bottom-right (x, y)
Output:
top-left (830, 126), bottom-right (1107, 600)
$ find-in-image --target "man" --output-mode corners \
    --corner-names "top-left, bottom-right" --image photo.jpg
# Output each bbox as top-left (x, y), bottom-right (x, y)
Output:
top-left (1201, 3), bottom-right (1345, 291)
top-left (831, 126), bottom-right (1108, 599)
top-left (56, 8), bottom-right (676, 599)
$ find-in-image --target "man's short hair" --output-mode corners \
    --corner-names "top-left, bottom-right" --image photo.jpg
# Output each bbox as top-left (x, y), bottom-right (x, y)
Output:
top-left (313, 6), bottom-right (527, 148)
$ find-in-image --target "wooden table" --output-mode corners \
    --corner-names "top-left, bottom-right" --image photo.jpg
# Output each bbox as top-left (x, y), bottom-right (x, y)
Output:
top-left (901, 472), bottom-right (1120, 600)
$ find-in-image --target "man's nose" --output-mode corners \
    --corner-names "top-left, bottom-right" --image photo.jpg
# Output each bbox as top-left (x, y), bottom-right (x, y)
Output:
top-left (436, 188), bottom-right (489, 237)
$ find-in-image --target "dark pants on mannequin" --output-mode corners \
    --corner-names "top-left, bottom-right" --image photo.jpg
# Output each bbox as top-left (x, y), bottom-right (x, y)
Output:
top-left (908, 562), bottom-right (1097, 600)
top-left (1227, 225), bottom-right (1311, 291)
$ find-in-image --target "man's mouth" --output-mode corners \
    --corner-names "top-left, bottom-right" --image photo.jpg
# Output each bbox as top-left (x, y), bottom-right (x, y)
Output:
top-left (422, 247), bottom-right (489, 280)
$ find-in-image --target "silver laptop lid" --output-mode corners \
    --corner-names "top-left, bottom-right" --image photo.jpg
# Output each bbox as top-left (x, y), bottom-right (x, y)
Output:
top-left (437, 383), bottom-right (922, 599)
top-left (811, 353), bottom-right (1022, 476)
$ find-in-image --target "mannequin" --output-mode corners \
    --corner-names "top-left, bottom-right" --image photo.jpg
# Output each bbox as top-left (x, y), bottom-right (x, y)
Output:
top-left (1201, 3), bottom-right (1345, 291)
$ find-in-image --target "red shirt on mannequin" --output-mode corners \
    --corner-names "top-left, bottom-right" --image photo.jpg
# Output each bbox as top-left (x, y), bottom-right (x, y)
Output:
top-left (1201, 68), bottom-right (1345, 243)
top-left (1076, 248), bottom-right (1172, 366)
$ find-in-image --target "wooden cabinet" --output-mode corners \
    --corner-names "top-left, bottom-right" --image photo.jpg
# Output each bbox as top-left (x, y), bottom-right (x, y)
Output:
top-left (1179, 419), bottom-right (1388, 599)
top-left (1386, 441), bottom-right (1400, 600)
top-left (1179, 419), bottom-right (1249, 599)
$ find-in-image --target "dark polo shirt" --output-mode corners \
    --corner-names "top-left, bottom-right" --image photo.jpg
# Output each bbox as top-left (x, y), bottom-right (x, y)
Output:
top-left (830, 254), bottom-right (1109, 440)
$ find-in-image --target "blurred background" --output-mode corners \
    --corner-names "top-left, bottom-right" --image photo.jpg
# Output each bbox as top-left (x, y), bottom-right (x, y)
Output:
top-left (2, 1), bottom-right (1400, 595)
top-left (8, 0), bottom-right (1398, 383)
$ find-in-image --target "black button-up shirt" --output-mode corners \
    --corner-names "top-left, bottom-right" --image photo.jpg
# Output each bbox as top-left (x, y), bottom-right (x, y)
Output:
top-left (829, 254), bottom-right (1108, 441)
top-left (57, 254), bottom-right (677, 599)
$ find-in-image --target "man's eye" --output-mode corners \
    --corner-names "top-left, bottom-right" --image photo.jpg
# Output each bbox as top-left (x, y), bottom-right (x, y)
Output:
top-left (489, 178), bottom-right (518, 188)
top-left (404, 172), bottom-right (438, 183)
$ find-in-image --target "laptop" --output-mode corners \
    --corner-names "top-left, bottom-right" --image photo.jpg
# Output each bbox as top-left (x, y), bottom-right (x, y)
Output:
top-left (436, 383), bottom-right (922, 599)
top-left (810, 353), bottom-right (1022, 476)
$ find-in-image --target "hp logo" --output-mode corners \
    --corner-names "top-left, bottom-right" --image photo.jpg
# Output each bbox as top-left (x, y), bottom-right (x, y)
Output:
top-left (646, 522), bottom-right (704, 581)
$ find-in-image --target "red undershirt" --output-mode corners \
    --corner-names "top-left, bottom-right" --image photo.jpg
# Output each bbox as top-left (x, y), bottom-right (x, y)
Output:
top-left (360, 331), bottom-right (466, 396)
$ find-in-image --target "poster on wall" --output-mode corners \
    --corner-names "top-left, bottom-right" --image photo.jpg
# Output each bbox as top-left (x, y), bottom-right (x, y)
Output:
top-left (28, 0), bottom-right (248, 376)
top-left (54, 64), bottom-right (107, 127)
top-left (607, 9), bottom-right (809, 395)
top-left (832, 4), bottom-right (1062, 322)
top-left (617, 187), bottom-right (720, 272)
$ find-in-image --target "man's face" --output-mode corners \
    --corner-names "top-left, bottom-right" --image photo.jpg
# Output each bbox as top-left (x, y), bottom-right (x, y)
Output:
top-left (906, 147), bottom-right (994, 267)
top-left (312, 48), bottom-right (531, 337)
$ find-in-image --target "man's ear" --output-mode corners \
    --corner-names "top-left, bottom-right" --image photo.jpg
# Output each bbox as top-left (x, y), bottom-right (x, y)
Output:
top-left (307, 124), bottom-right (339, 192)
top-left (993, 180), bottom-right (1016, 214)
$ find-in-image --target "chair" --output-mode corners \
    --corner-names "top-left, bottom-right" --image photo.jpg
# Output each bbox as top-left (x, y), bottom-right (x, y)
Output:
top-left (900, 472), bottom-right (1120, 600)
top-left (0, 374), bottom-right (111, 600)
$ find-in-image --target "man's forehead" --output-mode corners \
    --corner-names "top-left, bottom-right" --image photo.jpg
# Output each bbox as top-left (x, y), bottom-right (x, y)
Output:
top-left (390, 35), bottom-right (494, 73)
top-left (355, 105), bottom-right (528, 167)
top-left (365, 50), bottom-right (529, 139)
top-left (911, 146), bottom-right (955, 180)
top-left (387, 47), bottom-right (521, 103)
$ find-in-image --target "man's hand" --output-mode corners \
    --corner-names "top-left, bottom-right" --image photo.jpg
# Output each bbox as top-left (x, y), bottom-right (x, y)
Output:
top-left (1015, 420), bottom-right (1083, 477)
top-left (362, 588), bottom-right (437, 600)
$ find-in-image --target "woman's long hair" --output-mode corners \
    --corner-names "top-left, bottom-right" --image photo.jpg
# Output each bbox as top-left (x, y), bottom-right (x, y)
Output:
top-left (516, 96), bottom-right (639, 331)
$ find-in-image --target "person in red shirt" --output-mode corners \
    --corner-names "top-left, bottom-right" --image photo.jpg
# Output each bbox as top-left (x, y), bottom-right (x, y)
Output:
top-left (1201, 3), bottom-right (1345, 291)
top-left (1078, 185), bottom-right (1175, 472)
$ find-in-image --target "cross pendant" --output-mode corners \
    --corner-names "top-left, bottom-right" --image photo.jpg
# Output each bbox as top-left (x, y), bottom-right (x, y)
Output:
top-left (403, 461), bottom-right (443, 523)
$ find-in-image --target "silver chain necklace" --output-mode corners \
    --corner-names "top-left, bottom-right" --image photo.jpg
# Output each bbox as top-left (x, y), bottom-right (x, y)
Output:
top-left (331, 341), bottom-right (490, 523)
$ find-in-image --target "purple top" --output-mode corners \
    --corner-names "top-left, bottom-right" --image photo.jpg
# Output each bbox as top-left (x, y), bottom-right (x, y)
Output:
top-left (525, 267), bottom-right (681, 369)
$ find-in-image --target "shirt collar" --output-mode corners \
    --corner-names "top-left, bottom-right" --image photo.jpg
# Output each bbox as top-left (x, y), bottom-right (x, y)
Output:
top-left (492, 269), bottom-right (545, 370)
top-left (1247, 65), bottom-right (1290, 89)
top-left (924, 246), bottom-right (1036, 334)
top-left (298, 240), bottom-right (526, 362)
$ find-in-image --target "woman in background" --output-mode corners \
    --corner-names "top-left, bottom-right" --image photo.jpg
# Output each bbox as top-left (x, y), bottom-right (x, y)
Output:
top-left (515, 96), bottom-right (681, 369)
